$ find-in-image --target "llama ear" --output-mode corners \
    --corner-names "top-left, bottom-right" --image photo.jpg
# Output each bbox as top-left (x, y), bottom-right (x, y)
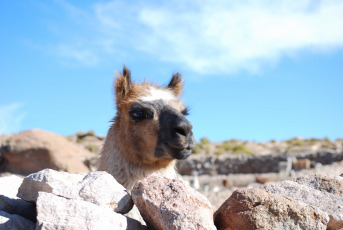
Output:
top-left (167, 73), bottom-right (183, 96)
top-left (115, 66), bottom-right (132, 103)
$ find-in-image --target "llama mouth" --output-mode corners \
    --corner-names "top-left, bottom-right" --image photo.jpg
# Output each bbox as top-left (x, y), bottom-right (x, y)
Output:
top-left (155, 142), bottom-right (192, 160)
top-left (168, 146), bottom-right (192, 160)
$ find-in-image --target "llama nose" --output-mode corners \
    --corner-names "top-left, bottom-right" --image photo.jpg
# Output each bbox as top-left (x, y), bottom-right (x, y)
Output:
top-left (174, 119), bottom-right (193, 138)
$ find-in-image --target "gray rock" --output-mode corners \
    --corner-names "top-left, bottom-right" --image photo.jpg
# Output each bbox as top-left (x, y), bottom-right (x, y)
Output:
top-left (0, 175), bottom-right (36, 222)
top-left (294, 173), bottom-right (343, 195)
top-left (78, 171), bottom-right (133, 213)
top-left (132, 175), bottom-right (216, 230)
top-left (214, 188), bottom-right (329, 230)
top-left (36, 192), bottom-right (146, 230)
top-left (263, 180), bottom-right (343, 230)
top-left (17, 169), bottom-right (133, 213)
top-left (0, 210), bottom-right (35, 230)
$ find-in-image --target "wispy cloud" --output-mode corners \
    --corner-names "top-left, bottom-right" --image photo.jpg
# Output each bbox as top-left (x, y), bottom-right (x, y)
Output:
top-left (53, 0), bottom-right (343, 74)
top-left (0, 103), bottom-right (26, 134)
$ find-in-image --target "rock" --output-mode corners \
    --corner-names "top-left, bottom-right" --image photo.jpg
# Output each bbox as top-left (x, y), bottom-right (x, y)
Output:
top-left (17, 169), bottom-right (133, 214)
top-left (132, 175), bottom-right (216, 230)
top-left (0, 129), bottom-right (90, 175)
top-left (36, 192), bottom-right (146, 230)
top-left (0, 175), bottom-right (36, 222)
top-left (78, 171), bottom-right (133, 213)
top-left (263, 180), bottom-right (343, 230)
top-left (294, 173), bottom-right (343, 195)
top-left (214, 188), bottom-right (329, 230)
top-left (0, 210), bottom-right (35, 230)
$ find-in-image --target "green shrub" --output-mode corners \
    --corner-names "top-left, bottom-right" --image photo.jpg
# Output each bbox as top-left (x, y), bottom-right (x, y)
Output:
top-left (285, 146), bottom-right (292, 153)
top-left (231, 144), bottom-right (253, 155)
top-left (85, 144), bottom-right (98, 152)
top-left (192, 144), bottom-right (202, 154)
top-left (214, 148), bottom-right (224, 155)
top-left (205, 144), bottom-right (211, 154)
top-left (76, 131), bottom-right (86, 139)
top-left (87, 130), bottom-right (95, 136)
top-left (200, 137), bottom-right (210, 145)
top-left (294, 139), bottom-right (305, 146)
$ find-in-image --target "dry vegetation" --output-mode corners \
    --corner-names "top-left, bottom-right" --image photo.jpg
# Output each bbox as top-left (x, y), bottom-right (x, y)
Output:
top-left (67, 131), bottom-right (343, 157)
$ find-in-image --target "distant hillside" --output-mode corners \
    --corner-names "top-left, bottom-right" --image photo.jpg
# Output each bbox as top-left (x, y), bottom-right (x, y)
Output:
top-left (65, 131), bottom-right (342, 156)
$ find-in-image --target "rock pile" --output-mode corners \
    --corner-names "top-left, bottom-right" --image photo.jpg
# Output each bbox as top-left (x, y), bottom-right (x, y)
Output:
top-left (0, 169), bottom-right (145, 230)
top-left (0, 169), bottom-right (342, 229)
top-left (214, 173), bottom-right (343, 230)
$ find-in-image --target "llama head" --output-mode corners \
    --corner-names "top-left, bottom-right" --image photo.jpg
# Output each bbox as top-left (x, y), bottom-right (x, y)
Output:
top-left (113, 66), bottom-right (195, 168)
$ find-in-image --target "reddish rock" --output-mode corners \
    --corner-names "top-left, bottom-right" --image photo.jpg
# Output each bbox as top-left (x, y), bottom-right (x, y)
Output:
top-left (132, 175), bottom-right (216, 230)
top-left (0, 129), bottom-right (90, 174)
top-left (214, 188), bottom-right (329, 230)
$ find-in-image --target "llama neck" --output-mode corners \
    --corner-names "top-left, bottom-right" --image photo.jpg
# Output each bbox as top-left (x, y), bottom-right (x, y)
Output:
top-left (99, 126), bottom-right (177, 192)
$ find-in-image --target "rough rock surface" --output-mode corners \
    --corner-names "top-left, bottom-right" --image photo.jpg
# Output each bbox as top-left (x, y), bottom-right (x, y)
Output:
top-left (17, 169), bottom-right (133, 214)
top-left (0, 210), bottom-right (36, 230)
top-left (294, 173), bottom-right (343, 195)
top-left (36, 192), bottom-right (146, 230)
top-left (132, 175), bottom-right (216, 230)
top-left (0, 129), bottom-right (90, 174)
top-left (214, 188), bottom-right (329, 230)
top-left (263, 180), bottom-right (343, 230)
top-left (0, 175), bottom-right (36, 221)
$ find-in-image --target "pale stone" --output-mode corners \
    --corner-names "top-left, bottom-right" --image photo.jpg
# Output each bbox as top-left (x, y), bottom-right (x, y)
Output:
top-left (263, 180), bottom-right (343, 230)
top-left (36, 192), bottom-right (146, 230)
top-left (0, 210), bottom-right (35, 230)
top-left (0, 175), bottom-right (36, 221)
top-left (78, 171), bottom-right (133, 213)
top-left (132, 175), bottom-right (216, 230)
top-left (17, 169), bottom-right (133, 213)
top-left (214, 188), bottom-right (329, 230)
top-left (294, 173), bottom-right (343, 195)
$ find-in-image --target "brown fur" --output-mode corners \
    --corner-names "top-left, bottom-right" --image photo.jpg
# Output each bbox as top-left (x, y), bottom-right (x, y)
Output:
top-left (292, 158), bottom-right (311, 170)
top-left (99, 67), bottom-right (186, 191)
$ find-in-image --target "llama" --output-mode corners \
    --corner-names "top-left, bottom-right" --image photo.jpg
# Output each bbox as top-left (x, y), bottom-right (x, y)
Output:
top-left (98, 66), bottom-right (195, 191)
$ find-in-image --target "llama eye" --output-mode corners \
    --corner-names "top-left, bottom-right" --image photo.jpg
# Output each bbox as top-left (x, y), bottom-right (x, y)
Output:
top-left (130, 111), bottom-right (144, 120)
top-left (130, 109), bottom-right (153, 121)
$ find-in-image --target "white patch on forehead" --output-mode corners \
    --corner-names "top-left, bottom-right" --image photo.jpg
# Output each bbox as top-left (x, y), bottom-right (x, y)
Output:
top-left (139, 87), bottom-right (176, 102)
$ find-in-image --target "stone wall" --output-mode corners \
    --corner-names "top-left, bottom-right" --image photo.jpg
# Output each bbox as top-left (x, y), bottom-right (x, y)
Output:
top-left (177, 150), bottom-right (343, 175)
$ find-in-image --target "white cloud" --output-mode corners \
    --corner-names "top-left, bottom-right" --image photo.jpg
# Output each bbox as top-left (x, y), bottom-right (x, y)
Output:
top-left (57, 44), bottom-right (99, 66)
top-left (0, 103), bottom-right (26, 134)
top-left (56, 0), bottom-right (343, 74)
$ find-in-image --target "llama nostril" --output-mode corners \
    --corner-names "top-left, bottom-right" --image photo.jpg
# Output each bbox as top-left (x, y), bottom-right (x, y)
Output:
top-left (175, 127), bottom-right (187, 137)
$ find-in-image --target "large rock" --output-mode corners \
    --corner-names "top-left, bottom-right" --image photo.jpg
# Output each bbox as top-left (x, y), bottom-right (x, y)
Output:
top-left (132, 175), bottom-right (216, 230)
top-left (0, 175), bottom-right (36, 221)
top-left (263, 180), bottom-right (343, 230)
top-left (214, 188), bottom-right (329, 230)
top-left (0, 210), bottom-right (36, 230)
top-left (17, 169), bottom-right (133, 214)
top-left (36, 192), bottom-right (146, 230)
top-left (294, 173), bottom-right (343, 195)
top-left (0, 129), bottom-right (90, 174)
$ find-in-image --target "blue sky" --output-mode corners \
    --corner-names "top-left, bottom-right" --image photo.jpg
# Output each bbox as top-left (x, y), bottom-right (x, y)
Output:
top-left (1, 0), bottom-right (343, 142)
